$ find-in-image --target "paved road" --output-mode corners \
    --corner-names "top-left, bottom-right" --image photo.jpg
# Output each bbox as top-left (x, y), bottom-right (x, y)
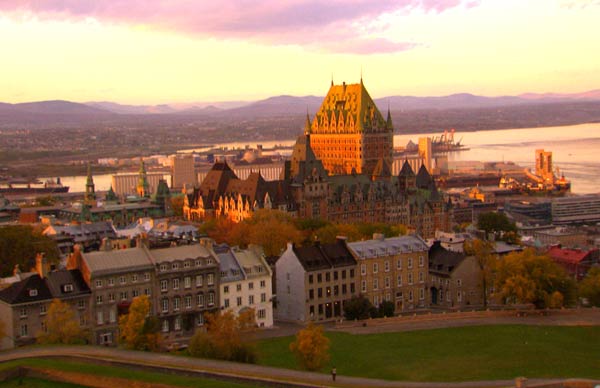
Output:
top-left (1, 346), bottom-right (599, 388)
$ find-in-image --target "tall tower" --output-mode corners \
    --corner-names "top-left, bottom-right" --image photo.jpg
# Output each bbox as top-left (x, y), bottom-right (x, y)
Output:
top-left (418, 137), bottom-right (433, 173)
top-left (136, 158), bottom-right (150, 198)
top-left (308, 80), bottom-right (393, 176)
top-left (535, 149), bottom-right (553, 182)
top-left (84, 162), bottom-right (96, 205)
top-left (170, 154), bottom-right (196, 189)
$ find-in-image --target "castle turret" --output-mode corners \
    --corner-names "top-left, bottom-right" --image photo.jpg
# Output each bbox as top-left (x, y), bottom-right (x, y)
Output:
top-left (84, 162), bottom-right (96, 205)
top-left (136, 158), bottom-right (150, 198)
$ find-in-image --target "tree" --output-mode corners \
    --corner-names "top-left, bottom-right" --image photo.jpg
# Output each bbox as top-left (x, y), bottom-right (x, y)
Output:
top-left (477, 212), bottom-right (518, 242)
top-left (579, 267), bottom-right (600, 306)
top-left (289, 323), bottom-right (330, 371)
top-left (246, 210), bottom-right (304, 256)
top-left (464, 239), bottom-right (495, 308)
top-left (170, 196), bottom-right (184, 217)
top-left (495, 249), bottom-right (576, 308)
top-left (118, 295), bottom-right (161, 351)
top-left (37, 299), bottom-right (86, 344)
top-left (0, 225), bottom-right (59, 277)
top-left (377, 300), bottom-right (395, 318)
top-left (188, 309), bottom-right (257, 363)
top-left (343, 295), bottom-right (373, 320)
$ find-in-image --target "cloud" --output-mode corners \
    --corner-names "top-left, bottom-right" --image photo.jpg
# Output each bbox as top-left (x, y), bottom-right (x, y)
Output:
top-left (561, 0), bottom-right (600, 9)
top-left (0, 0), bottom-right (480, 54)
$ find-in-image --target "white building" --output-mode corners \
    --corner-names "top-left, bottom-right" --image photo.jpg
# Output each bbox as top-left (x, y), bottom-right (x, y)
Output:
top-left (215, 244), bottom-right (273, 328)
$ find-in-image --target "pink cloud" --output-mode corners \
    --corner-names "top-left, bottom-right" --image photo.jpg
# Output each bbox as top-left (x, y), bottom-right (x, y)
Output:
top-left (0, 0), bottom-right (480, 54)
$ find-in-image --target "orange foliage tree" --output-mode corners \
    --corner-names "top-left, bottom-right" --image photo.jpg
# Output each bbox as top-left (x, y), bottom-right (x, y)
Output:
top-left (289, 322), bottom-right (330, 371)
top-left (118, 295), bottom-right (161, 351)
top-left (37, 299), bottom-right (87, 344)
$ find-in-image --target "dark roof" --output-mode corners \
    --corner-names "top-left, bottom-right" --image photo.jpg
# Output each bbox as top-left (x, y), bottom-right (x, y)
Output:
top-left (293, 239), bottom-right (357, 272)
top-left (0, 274), bottom-right (52, 304)
top-left (416, 164), bottom-right (433, 189)
top-left (398, 160), bottom-right (416, 177)
top-left (428, 241), bottom-right (467, 276)
top-left (46, 269), bottom-right (91, 298)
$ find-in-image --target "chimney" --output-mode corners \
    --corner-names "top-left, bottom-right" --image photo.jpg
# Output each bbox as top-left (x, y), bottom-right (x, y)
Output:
top-left (336, 235), bottom-right (348, 242)
top-left (101, 237), bottom-right (112, 251)
top-left (199, 237), bottom-right (214, 249)
top-left (35, 253), bottom-right (48, 279)
top-left (12, 264), bottom-right (21, 277)
top-left (67, 244), bottom-right (83, 270)
top-left (373, 233), bottom-right (385, 241)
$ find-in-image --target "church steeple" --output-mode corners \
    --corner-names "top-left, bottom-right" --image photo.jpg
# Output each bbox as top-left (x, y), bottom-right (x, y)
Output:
top-left (84, 162), bottom-right (96, 205)
top-left (304, 111), bottom-right (312, 135)
top-left (136, 158), bottom-right (150, 198)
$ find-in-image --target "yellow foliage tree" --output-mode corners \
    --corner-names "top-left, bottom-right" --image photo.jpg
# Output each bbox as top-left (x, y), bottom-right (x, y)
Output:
top-left (464, 239), bottom-right (495, 307)
top-left (37, 299), bottom-right (86, 344)
top-left (118, 295), bottom-right (161, 351)
top-left (289, 323), bottom-right (330, 371)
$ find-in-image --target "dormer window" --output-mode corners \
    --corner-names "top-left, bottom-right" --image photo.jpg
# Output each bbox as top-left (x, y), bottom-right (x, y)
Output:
top-left (160, 264), bottom-right (167, 272)
top-left (63, 284), bottom-right (74, 293)
top-left (172, 263), bottom-right (179, 270)
top-left (29, 289), bottom-right (38, 297)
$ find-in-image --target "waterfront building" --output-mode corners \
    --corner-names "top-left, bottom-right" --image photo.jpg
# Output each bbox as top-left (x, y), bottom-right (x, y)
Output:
top-left (552, 194), bottom-right (600, 225)
top-left (112, 172), bottom-right (165, 198)
top-left (215, 244), bottom-right (273, 328)
top-left (0, 255), bottom-right (91, 349)
top-left (307, 80), bottom-right (393, 175)
top-left (275, 238), bottom-right (358, 323)
top-left (348, 234), bottom-right (430, 311)
top-left (171, 154), bottom-right (196, 189)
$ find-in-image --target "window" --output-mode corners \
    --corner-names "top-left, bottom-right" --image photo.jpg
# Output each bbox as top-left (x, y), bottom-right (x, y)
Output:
top-left (385, 277), bottom-right (390, 289)
top-left (420, 288), bottom-right (425, 300)
top-left (408, 258), bottom-right (413, 269)
top-left (334, 271), bottom-right (338, 281)
top-left (409, 290), bottom-right (414, 302)
top-left (185, 295), bottom-right (192, 309)
top-left (248, 282), bottom-right (254, 290)
top-left (342, 270), bottom-right (346, 279)
top-left (144, 288), bottom-right (151, 296)
top-left (408, 273), bottom-right (413, 285)
top-left (419, 272), bottom-right (424, 283)
top-left (207, 258), bottom-right (214, 265)
top-left (195, 259), bottom-right (201, 267)
top-left (109, 309), bottom-right (116, 323)
top-left (172, 263), bottom-right (179, 270)
top-left (132, 289), bottom-right (139, 298)
top-left (236, 284), bottom-right (242, 292)
top-left (119, 291), bottom-right (128, 301)
top-left (258, 309), bottom-right (266, 319)
top-left (224, 298), bottom-right (230, 308)
top-left (309, 274), bottom-right (314, 284)
top-left (144, 273), bottom-right (151, 281)
top-left (325, 272), bottom-right (330, 282)
top-left (78, 300), bottom-right (85, 309)
top-left (396, 259), bottom-right (402, 270)
top-left (261, 293), bottom-right (267, 303)
top-left (184, 261), bottom-right (190, 269)
top-left (160, 280), bottom-right (168, 292)
top-left (119, 276), bottom-right (126, 285)
top-left (132, 274), bottom-right (138, 282)
top-left (237, 297), bottom-right (242, 306)
top-left (207, 274), bottom-right (214, 286)
top-left (109, 293), bottom-right (115, 302)
top-left (419, 256), bottom-right (424, 267)
top-left (41, 321), bottom-right (47, 333)
top-left (350, 269), bottom-right (355, 278)
top-left (208, 292), bottom-right (215, 306)
top-left (457, 291), bottom-right (462, 302)
top-left (162, 320), bottom-right (169, 333)
top-left (385, 261), bottom-right (390, 272)
top-left (96, 295), bottom-right (103, 305)
top-left (97, 311), bottom-right (103, 325)
top-left (224, 285), bottom-right (229, 294)
top-left (20, 308), bottom-right (27, 318)
top-left (385, 292), bottom-right (391, 302)
top-left (317, 273), bottom-right (322, 283)
top-left (361, 280), bottom-right (367, 293)
top-left (162, 298), bottom-right (169, 312)
top-left (29, 289), bottom-right (38, 297)
top-left (249, 295), bottom-right (254, 305)
top-left (160, 264), bottom-right (167, 272)
top-left (173, 278), bottom-right (180, 290)
top-left (318, 288), bottom-right (323, 298)
top-left (197, 294), bottom-right (205, 307)
top-left (63, 284), bottom-right (74, 293)
top-left (457, 279), bottom-right (462, 287)
top-left (309, 289), bottom-right (314, 300)
top-left (173, 297), bottom-right (180, 311)
top-left (361, 264), bottom-right (366, 275)
top-left (373, 295), bottom-right (379, 306)
top-left (108, 278), bottom-right (114, 286)
top-left (95, 280), bottom-right (103, 288)
top-left (260, 280), bottom-right (266, 288)
top-left (350, 283), bottom-right (355, 293)
top-left (184, 276), bottom-right (191, 289)
top-left (20, 324), bottom-right (28, 337)
top-left (373, 278), bottom-right (379, 291)
top-left (174, 317), bottom-right (181, 331)
top-left (197, 314), bottom-right (204, 326)
top-left (397, 275), bottom-right (403, 287)
top-left (196, 275), bottom-right (203, 287)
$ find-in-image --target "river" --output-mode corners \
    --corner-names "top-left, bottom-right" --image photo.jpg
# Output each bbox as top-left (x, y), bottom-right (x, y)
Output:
top-left (54, 123), bottom-right (600, 194)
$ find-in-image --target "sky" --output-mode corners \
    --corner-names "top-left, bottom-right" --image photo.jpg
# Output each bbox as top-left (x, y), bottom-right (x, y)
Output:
top-left (1, 0), bottom-right (599, 104)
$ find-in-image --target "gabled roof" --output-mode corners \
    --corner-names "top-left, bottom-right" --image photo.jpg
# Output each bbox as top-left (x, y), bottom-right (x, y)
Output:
top-left (82, 247), bottom-right (154, 276)
top-left (428, 241), bottom-right (467, 276)
top-left (293, 239), bottom-right (357, 272)
top-left (398, 160), bottom-right (416, 177)
top-left (150, 244), bottom-right (217, 264)
top-left (547, 246), bottom-right (597, 264)
top-left (46, 269), bottom-right (91, 298)
top-left (416, 165), bottom-right (433, 189)
top-left (0, 274), bottom-right (52, 304)
top-left (200, 161), bottom-right (239, 195)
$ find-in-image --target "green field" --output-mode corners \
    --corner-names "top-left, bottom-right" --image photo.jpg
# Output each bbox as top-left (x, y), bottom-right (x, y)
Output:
top-left (256, 325), bottom-right (600, 382)
top-left (0, 377), bottom-right (85, 388)
top-left (0, 358), bottom-right (258, 388)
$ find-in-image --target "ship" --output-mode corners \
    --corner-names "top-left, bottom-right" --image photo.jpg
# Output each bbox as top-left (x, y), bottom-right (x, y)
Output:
top-left (431, 129), bottom-right (468, 152)
top-left (0, 177), bottom-right (70, 195)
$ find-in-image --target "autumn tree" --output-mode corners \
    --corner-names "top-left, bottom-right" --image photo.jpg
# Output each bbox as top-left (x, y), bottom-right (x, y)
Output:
top-left (118, 295), bottom-right (161, 351)
top-left (245, 210), bottom-right (304, 256)
top-left (188, 309), bottom-right (257, 363)
top-left (343, 295), bottom-right (374, 320)
top-left (464, 239), bottom-right (495, 308)
top-left (495, 249), bottom-right (576, 308)
top-left (37, 299), bottom-right (87, 344)
top-left (289, 323), bottom-right (330, 371)
top-left (477, 212), bottom-right (518, 243)
top-left (170, 196), bottom-right (184, 218)
top-left (579, 267), bottom-right (600, 306)
top-left (0, 225), bottom-right (59, 276)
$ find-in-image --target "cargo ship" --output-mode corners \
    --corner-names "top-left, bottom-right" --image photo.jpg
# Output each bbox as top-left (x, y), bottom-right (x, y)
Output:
top-left (0, 177), bottom-right (69, 195)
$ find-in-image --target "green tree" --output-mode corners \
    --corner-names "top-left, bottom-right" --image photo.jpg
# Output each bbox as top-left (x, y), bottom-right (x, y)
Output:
top-left (579, 267), bottom-right (600, 306)
top-left (495, 249), bottom-right (576, 308)
top-left (170, 196), bottom-right (184, 217)
top-left (343, 295), bottom-right (373, 320)
top-left (0, 225), bottom-right (59, 277)
top-left (464, 239), bottom-right (495, 308)
top-left (289, 323), bottom-right (330, 371)
top-left (477, 212), bottom-right (518, 242)
top-left (377, 300), bottom-right (395, 318)
top-left (118, 295), bottom-right (161, 351)
top-left (188, 309), bottom-right (257, 363)
top-left (37, 299), bottom-right (87, 344)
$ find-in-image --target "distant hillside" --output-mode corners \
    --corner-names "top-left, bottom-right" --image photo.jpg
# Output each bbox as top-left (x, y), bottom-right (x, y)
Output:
top-left (86, 101), bottom-right (176, 114)
top-left (0, 100), bottom-right (114, 128)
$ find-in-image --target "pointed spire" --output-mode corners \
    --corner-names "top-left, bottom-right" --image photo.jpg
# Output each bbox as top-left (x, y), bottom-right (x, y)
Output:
top-left (360, 66), bottom-right (363, 84)
top-left (137, 157), bottom-right (150, 198)
top-left (84, 162), bottom-right (96, 204)
top-left (386, 101), bottom-right (393, 130)
top-left (331, 73), bottom-right (334, 87)
top-left (86, 162), bottom-right (93, 185)
top-left (304, 109), bottom-right (312, 134)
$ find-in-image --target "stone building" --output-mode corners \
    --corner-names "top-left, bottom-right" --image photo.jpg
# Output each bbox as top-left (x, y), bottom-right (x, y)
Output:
top-left (275, 238), bottom-right (358, 323)
top-left (348, 234), bottom-right (430, 311)
top-left (428, 241), bottom-right (483, 308)
top-left (151, 244), bottom-right (220, 342)
top-left (0, 256), bottom-right (91, 349)
top-left (215, 244), bottom-right (273, 328)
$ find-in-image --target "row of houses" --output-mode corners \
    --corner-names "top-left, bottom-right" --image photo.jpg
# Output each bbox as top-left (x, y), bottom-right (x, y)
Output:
top-left (0, 240), bottom-right (273, 349)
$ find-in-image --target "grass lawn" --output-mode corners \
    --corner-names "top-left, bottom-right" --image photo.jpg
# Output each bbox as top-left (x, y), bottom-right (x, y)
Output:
top-left (256, 325), bottom-right (600, 382)
top-left (0, 358), bottom-right (258, 388)
top-left (0, 377), bottom-right (86, 387)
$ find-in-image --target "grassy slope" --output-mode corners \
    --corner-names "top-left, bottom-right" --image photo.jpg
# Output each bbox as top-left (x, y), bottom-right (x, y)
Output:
top-left (0, 377), bottom-right (86, 388)
top-left (256, 325), bottom-right (600, 382)
top-left (0, 359), bottom-right (257, 388)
